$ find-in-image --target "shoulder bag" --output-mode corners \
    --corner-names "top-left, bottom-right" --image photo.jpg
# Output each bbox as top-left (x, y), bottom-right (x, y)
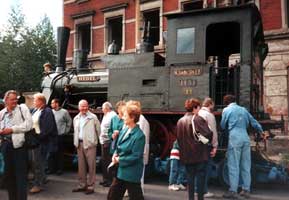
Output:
top-left (192, 115), bottom-right (209, 144)
top-left (19, 107), bottom-right (40, 149)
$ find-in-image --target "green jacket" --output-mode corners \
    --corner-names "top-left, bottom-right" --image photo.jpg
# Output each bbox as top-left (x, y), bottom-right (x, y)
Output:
top-left (116, 125), bottom-right (145, 183)
top-left (108, 115), bottom-right (124, 139)
top-left (108, 115), bottom-right (124, 154)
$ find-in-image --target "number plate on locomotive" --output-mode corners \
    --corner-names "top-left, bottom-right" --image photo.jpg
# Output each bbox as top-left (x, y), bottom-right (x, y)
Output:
top-left (173, 68), bottom-right (202, 76)
top-left (77, 76), bottom-right (100, 82)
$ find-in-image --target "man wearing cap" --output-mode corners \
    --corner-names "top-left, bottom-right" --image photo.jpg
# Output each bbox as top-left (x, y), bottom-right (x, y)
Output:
top-left (43, 63), bottom-right (52, 74)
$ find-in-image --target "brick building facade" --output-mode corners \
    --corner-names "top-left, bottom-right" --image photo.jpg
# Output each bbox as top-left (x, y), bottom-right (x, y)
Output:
top-left (63, 0), bottom-right (289, 133)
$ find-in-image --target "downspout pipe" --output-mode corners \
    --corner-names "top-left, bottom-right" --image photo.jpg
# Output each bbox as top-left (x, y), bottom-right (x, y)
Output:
top-left (287, 65), bottom-right (289, 134)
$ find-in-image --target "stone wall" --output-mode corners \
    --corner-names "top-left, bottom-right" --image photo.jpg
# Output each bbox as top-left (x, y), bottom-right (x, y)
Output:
top-left (264, 29), bottom-right (289, 134)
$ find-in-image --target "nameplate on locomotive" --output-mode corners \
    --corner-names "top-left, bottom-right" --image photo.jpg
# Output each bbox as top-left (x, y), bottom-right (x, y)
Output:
top-left (173, 68), bottom-right (202, 76)
top-left (77, 76), bottom-right (100, 82)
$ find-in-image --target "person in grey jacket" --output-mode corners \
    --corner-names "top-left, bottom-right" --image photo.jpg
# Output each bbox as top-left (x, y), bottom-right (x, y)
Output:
top-left (0, 90), bottom-right (33, 200)
top-left (51, 98), bottom-right (72, 175)
top-left (72, 99), bottom-right (100, 195)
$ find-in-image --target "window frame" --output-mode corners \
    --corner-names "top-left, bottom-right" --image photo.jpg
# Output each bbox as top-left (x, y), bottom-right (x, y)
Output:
top-left (103, 9), bottom-right (126, 53)
top-left (140, 0), bottom-right (163, 48)
top-left (73, 16), bottom-right (93, 56)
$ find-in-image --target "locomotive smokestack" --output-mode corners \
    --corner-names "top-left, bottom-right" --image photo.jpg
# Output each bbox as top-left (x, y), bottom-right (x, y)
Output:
top-left (56, 27), bottom-right (70, 72)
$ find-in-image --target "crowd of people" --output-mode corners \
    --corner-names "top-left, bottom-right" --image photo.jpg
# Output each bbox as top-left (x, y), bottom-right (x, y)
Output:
top-left (0, 89), bottom-right (265, 200)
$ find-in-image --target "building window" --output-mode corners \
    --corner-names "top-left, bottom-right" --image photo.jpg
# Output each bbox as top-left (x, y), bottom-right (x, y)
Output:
top-left (71, 11), bottom-right (95, 55)
top-left (182, 0), bottom-right (203, 11)
top-left (139, 0), bottom-right (163, 48)
top-left (142, 9), bottom-right (160, 46)
top-left (101, 4), bottom-right (126, 53)
top-left (76, 23), bottom-right (91, 52)
top-left (107, 16), bottom-right (123, 52)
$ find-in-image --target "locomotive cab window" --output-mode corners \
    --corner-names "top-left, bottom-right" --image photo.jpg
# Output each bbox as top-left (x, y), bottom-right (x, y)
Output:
top-left (176, 27), bottom-right (195, 54)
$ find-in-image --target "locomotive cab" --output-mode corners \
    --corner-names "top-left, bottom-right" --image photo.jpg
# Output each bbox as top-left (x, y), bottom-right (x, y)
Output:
top-left (166, 3), bottom-right (266, 113)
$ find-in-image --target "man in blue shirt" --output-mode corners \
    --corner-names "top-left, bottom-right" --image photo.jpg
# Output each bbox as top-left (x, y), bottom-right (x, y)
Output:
top-left (221, 95), bottom-right (263, 199)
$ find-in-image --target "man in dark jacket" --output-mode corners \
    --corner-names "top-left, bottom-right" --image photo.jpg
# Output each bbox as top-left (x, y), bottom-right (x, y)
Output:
top-left (30, 93), bottom-right (58, 194)
top-left (177, 98), bottom-right (212, 200)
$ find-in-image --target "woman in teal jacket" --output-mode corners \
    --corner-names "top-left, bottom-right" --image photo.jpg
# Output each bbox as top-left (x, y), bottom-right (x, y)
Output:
top-left (107, 101), bottom-right (145, 200)
top-left (108, 101), bottom-right (126, 155)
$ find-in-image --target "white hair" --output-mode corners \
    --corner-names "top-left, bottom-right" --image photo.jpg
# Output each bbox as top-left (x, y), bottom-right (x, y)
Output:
top-left (102, 101), bottom-right (113, 110)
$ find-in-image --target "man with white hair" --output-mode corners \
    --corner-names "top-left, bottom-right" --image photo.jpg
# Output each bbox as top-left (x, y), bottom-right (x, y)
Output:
top-left (30, 93), bottom-right (58, 194)
top-left (72, 99), bottom-right (100, 195)
top-left (0, 90), bottom-right (33, 200)
top-left (100, 101), bottom-right (117, 187)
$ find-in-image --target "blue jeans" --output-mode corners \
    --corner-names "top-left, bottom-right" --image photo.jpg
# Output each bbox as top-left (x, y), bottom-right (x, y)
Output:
top-left (227, 140), bottom-right (251, 192)
top-left (185, 162), bottom-right (207, 200)
top-left (169, 159), bottom-right (186, 185)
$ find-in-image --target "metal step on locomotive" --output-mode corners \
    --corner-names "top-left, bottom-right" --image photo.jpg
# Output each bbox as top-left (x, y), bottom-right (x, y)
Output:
top-left (41, 3), bottom-right (288, 185)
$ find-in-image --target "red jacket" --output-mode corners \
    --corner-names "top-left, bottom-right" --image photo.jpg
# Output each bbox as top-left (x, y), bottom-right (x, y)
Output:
top-left (176, 112), bottom-right (212, 164)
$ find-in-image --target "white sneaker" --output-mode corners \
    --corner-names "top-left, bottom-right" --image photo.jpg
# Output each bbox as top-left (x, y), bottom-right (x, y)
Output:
top-left (168, 184), bottom-right (180, 191)
top-left (176, 184), bottom-right (186, 190)
top-left (204, 192), bottom-right (214, 198)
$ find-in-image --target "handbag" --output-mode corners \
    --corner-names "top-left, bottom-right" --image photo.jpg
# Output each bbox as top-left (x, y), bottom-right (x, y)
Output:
top-left (192, 115), bottom-right (209, 144)
top-left (24, 129), bottom-right (39, 149)
top-left (107, 162), bottom-right (118, 177)
top-left (19, 107), bottom-right (40, 149)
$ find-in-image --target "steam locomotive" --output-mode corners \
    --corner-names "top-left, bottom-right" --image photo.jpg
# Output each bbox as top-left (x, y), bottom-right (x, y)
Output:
top-left (41, 3), bottom-right (285, 181)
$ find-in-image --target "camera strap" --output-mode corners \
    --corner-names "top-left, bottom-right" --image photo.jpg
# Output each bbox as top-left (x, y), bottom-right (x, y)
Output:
top-left (192, 115), bottom-right (200, 141)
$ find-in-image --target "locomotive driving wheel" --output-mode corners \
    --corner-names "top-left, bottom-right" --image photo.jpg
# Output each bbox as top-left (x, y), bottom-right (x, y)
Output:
top-left (149, 119), bottom-right (173, 159)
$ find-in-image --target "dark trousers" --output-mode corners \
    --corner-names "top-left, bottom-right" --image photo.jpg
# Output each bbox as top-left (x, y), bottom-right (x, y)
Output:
top-left (56, 135), bottom-right (64, 172)
top-left (31, 145), bottom-right (47, 187)
top-left (48, 135), bottom-right (64, 173)
top-left (107, 177), bottom-right (144, 200)
top-left (185, 162), bottom-right (208, 200)
top-left (101, 142), bottom-right (112, 183)
top-left (3, 141), bottom-right (28, 200)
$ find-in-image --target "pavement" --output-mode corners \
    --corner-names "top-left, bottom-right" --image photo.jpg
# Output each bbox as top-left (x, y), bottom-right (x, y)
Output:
top-left (1, 172), bottom-right (289, 200)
